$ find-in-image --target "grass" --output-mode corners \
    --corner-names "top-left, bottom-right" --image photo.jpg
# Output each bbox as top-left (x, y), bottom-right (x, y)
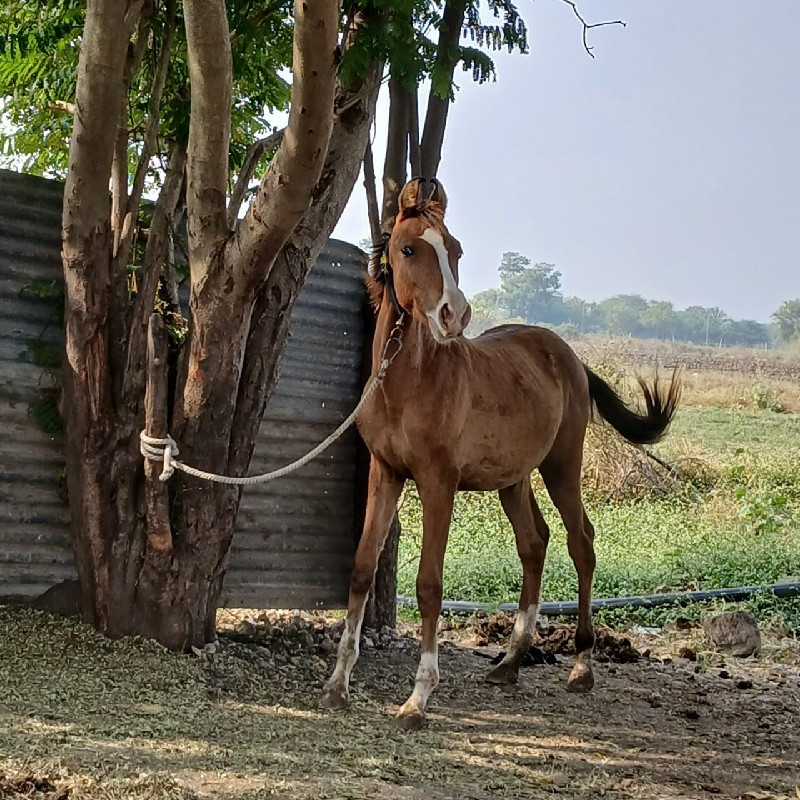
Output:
top-left (397, 363), bottom-right (800, 632)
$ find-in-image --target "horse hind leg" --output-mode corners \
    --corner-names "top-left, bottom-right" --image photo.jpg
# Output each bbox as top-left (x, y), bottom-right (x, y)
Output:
top-left (486, 479), bottom-right (550, 685)
top-left (541, 459), bottom-right (597, 693)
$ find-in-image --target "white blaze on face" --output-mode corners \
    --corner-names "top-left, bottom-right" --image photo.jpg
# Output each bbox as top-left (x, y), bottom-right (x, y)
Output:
top-left (420, 227), bottom-right (468, 341)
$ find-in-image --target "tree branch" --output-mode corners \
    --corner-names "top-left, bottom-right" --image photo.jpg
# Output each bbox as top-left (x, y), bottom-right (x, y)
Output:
top-left (114, 0), bottom-right (177, 274)
top-left (112, 5), bottom-right (153, 253)
top-left (226, 85), bottom-right (380, 228)
top-left (122, 144), bottom-right (186, 404)
top-left (420, 0), bottom-right (467, 178)
top-left (49, 100), bottom-right (77, 114)
top-left (226, 127), bottom-right (285, 227)
top-left (408, 85), bottom-right (421, 178)
top-left (183, 0), bottom-right (233, 273)
top-left (560, 0), bottom-right (626, 58)
top-left (381, 78), bottom-right (410, 231)
top-left (231, 0), bottom-right (339, 289)
top-left (362, 138), bottom-right (382, 248)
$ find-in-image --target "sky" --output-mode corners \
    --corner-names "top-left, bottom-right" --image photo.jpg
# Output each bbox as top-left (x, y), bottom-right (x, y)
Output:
top-left (332, 0), bottom-right (800, 323)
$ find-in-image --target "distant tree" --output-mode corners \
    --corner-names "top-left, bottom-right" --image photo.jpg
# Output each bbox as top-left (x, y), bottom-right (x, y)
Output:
top-left (772, 299), bottom-right (800, 344)
top-left (499, 258), bottom-right (564, 324)
top-left (597, 294), bottom-right (647, 336)
top-left (726, 319), bottom-right (770, 348)
top-left (561, 296), bottom-right (603, 333)
top-left (640, 300), bottom-right (678, 339)
top-left (466, 288), bottom-right (524, 336)
top-left (498, 251), bottom-right (531, 279)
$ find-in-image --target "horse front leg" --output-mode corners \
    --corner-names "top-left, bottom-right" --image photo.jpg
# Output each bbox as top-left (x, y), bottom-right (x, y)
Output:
top-left (320, 457), bottom-right (403, 710)
top-left (396, 473), bottom-right (457, 730)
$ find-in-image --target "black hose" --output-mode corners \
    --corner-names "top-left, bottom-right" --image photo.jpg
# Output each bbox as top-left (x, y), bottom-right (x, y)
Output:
top-left (396, 581), bottom-right (800, 617)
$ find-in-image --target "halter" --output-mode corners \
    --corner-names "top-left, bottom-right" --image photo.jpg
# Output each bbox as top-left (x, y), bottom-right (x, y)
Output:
top-left (378, 248), bottom-right (407, 318)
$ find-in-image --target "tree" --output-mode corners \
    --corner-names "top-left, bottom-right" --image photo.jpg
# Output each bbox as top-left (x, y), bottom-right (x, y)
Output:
top-left (499, 251), bottom-right (531, 279)
top-left (465, 288), bottom-right (524, 336)
top-left (498, 258), bottom-right (564, 324)
top-left (597, 294), bottom-right (647, 336)
top-left (726, 319), bottom-right (770, 348)
top-left (772, 299), bottom-right (800, 344)
top-left (36, 0), bottom-right (384, 650)
top-left (640, 300), bottom-right (678, 340)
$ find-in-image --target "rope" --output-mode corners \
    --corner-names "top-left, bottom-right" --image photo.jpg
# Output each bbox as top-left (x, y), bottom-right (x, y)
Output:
top-left (140, 315), bottom-right (405, 485)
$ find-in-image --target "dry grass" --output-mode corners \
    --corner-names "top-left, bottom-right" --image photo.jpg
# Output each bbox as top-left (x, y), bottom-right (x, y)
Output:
top-left (2, 605), bottom-right (800, 800)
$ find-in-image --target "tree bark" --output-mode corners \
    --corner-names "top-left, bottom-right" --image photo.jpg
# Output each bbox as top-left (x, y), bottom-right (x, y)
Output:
top-left (381, 78), bottom-right (409, 231)
top-left (362, 139), bottom-right (382, 247)
top-left (61, 0), bottom-right (145, 630)
top-left (420, 0), bottom-right (466, 178)
top-left (227, 127), bottom-right (285, 226)
top-left (408, 85), bottom-right (422, 178)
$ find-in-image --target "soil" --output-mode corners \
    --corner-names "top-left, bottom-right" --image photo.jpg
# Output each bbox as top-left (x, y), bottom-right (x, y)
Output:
top-left (1, 605), bottom-right (798, 800)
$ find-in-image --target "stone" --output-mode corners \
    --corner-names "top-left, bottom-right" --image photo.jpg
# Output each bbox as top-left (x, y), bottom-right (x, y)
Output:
top-left (704, 610), bottom-right (761, 657)
top-left (318, 636), bottom-right (337, 655)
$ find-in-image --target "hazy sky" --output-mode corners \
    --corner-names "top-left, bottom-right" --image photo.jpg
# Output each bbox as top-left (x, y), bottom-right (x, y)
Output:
top-left (333, 0), bottom-right (799, 323)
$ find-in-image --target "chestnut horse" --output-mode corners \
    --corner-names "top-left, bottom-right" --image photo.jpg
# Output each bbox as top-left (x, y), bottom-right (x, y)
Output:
top-left (321, 178), bottom-right (680, 729)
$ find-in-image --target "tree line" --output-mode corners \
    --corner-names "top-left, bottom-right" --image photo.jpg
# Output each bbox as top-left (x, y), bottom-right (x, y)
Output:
top-left (469, 253), bottom-right (800, 348)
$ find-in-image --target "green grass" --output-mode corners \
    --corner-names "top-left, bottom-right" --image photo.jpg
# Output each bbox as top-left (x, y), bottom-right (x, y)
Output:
top-left (667, 406), bottom-right (800, 456)
top-left (397, 406), bottom-right (800, 630)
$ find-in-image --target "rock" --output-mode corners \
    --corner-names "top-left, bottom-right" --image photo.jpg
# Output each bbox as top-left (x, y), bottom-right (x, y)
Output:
top-left (318, 636), bottom-right (337, 655)
top-left (704, 611), bottom-right (761, 657)
top-left (736, 679), bottom-right (754, 690)
top-left (551, 772), bottom-right (569, 788)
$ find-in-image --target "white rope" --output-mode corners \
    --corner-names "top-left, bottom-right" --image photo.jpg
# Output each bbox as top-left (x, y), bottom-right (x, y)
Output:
top-left (139, 316), bottom-right (404, 485)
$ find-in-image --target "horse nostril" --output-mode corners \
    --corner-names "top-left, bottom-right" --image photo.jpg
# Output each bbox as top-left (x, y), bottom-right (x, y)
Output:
top-left (439, 303), bottom-right (454, 327)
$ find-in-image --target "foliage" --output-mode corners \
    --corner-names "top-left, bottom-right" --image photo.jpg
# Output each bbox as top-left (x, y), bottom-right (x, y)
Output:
top-left (467, 253), bottom-right (775, 348)
top-left (340, 1), bottom-right (528, 99)
top-left (0, 0), bottom-right (294, 179)
top-left (772, 298), bottom-right (800, 344)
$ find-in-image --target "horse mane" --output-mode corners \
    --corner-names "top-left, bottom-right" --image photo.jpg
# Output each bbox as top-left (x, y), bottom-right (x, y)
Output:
top-left (364, 201), bottom-right (446, 312)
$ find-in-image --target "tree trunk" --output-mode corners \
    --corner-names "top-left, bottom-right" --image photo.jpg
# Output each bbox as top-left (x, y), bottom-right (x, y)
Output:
top-left (61, 0), bottom-right (361, 651)
top-left (380, 78), bottom-right (410, 231)
top-left (420, 0), bottom-right (467, 178)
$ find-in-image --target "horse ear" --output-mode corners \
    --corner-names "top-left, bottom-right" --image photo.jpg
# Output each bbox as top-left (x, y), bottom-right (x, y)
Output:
top-left (428, 179), bottom-right (447, 213)
top-left (398, 178), bottom-right (424, 214)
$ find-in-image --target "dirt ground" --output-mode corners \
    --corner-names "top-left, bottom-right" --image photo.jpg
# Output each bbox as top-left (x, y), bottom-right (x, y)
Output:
top-left (1, 605), bottom-right (798, 800)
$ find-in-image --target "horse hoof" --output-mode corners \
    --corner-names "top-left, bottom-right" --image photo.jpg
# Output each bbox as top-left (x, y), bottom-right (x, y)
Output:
top-left (396, 702), bottom-right (426, 731)
top-left (566, 661), bottom-right (594, 693)
top-left (320, 684), bottom-right (349, 711)
top-left (485, 662), bottom-right (519, 685)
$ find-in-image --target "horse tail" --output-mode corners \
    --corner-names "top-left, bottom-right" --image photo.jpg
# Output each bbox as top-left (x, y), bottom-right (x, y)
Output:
top-left (583, 366), bottom-right (681, 446)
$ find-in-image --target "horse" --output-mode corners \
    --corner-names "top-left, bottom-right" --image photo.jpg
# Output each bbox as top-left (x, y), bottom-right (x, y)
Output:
top-left (320, 178), bottom-right (680, 729)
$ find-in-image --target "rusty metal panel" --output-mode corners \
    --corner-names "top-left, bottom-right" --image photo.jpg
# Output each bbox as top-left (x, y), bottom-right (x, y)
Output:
top-left (0, 168), bottom-right (367, 609)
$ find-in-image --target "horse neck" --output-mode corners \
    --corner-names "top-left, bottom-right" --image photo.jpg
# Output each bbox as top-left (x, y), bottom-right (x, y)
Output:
top-left (371, 299), bottom-right (455, 387)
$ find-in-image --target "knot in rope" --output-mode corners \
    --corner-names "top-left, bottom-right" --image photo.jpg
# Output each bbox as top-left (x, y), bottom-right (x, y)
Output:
top-left (139, 432), bottom-right (180, 481)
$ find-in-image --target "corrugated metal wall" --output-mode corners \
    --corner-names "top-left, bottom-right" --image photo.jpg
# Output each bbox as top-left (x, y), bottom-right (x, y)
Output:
top-left (0, 168), bottom-right (368, 609)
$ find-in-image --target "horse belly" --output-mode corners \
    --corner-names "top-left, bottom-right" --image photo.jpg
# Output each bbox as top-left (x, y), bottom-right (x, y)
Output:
top-left (457, 414), bottom-right (557, 491)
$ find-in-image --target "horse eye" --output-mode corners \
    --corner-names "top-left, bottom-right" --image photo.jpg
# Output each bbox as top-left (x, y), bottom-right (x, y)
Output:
top-left (401, 245), bottom-right (414, 257)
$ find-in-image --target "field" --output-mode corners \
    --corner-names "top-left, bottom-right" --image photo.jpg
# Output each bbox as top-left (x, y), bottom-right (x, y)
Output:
top-left (398, 339), bottom-right (800, 630)
top-left (2, 339), bottom-right (800, 800)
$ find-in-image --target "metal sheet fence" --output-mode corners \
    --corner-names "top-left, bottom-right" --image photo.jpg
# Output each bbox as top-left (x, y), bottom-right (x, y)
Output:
top-left (0, 168), bottom-right (368, 609)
